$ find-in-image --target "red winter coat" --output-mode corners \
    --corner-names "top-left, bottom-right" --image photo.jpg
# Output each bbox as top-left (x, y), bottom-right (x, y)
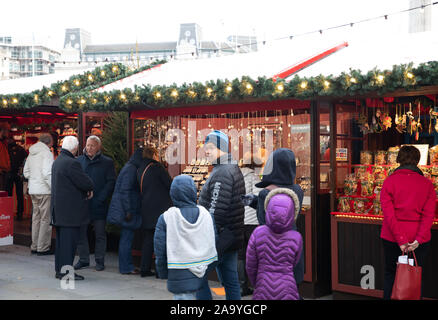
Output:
top-left (380, 168), bottom-right (436, 245)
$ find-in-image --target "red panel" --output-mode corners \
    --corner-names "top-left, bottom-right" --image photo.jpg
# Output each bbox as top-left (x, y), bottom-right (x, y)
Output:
top-left (131, 99), bottom-right (310, 119)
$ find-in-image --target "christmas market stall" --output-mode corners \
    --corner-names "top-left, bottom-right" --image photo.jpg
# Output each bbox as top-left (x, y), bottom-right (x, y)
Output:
top-left (294, 35), bottom-right (438, 299)
top-left (78, 40), bottom-right (360, 298)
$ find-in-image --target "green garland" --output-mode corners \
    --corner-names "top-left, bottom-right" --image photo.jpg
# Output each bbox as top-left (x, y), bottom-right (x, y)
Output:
top-left (0, 60), bottom-right (166, 111)
top-left (2, 60), bottom-right (438, 113)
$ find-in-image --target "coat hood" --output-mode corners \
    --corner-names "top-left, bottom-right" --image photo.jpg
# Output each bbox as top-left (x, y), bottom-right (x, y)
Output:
top-left (128, 148), bottom-right (144, 168)
top-left (264, 188), bottom-right (300, 233)
top-left (29, 141), bottom-right (50, 156)
top-left (170, 175), bottom-right (197, 208)
top-left (256, 148), bottom-right (296, 188)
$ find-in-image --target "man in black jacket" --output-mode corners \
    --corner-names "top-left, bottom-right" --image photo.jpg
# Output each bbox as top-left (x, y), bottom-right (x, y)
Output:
top-left (197, 130), bottom-right (245, 300)
top-left (51, 136), bottom-right (94, 281)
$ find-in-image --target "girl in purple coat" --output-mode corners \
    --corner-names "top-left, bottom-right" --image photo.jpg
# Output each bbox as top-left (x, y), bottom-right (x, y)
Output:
top-left (246, 188), bottom-right (303, 300)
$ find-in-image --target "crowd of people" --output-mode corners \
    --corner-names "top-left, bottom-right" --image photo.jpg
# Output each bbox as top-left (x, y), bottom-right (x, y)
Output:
top-left (0, 121), bottom-right (435, 300)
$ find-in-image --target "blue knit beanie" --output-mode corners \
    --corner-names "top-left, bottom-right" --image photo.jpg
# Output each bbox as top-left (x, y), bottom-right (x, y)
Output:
top-left (205, 130), bottom-right (229, 153)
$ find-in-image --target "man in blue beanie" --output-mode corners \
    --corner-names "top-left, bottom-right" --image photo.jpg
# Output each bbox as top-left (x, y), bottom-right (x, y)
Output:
top-left (197, 130), bottom-right (245, 300)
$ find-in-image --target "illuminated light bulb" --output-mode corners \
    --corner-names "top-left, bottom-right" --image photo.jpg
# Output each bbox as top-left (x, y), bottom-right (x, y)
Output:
top-left (48, 90), bottom-right (54, 97)
top-left (100, 70), bottom-right (106, 77)
top-left (155, 92), bottom-right (162, 99)
top-left (12, 98), bottom-right (18, 104)
top-left (88, 74), bottom-right (94, 81)
top-left (376, 74), bottom-right (384, 83)
top-left (350, 77), bottom-right (357, 84)
top-left (2, 99), bottom-right (7, 106)
top-left (300, 81), bottom-right (308, 89)
top-left (406, 72), bottom-right (414, 79)
top-left (120, 93), bottom-right (126, 100)
top-left (79, 98), bottom-right (86, 104)
top-left (206, 87), bottom-right (213, 95)
top-left (92, 98), bottom-right (98, 104)
top-left (171, 90), bottom-right (178, 98)
top-left (276, 83), bottom-right (284, 92)
top-left (34, 95), bottom-right (39, 102)
top-left (61, 85), bottom-right (68, 92)
top-left (225, 85), bottom-right (232, 93)
top-left (66, 99), bottom-right (73, 105)
top-left (112, 65), bottom-right (119, 73)
top-left (323, 80), bottom-right (330, 89)
top-left (74, 79), bottom-right (80, 86)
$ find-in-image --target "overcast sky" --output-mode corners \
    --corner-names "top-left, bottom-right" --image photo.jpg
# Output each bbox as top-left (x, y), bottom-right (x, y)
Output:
top-left (0, 0), bottom-right (420, 50)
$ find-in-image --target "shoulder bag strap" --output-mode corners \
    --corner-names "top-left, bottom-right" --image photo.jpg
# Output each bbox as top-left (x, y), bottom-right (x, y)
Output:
top-left (140, 162), bottom-right (155, 193)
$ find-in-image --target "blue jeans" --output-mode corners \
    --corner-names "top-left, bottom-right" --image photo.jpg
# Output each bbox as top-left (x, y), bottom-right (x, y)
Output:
top-left (174, 292), bottom-right (197, 300)
top-left (119, 228), bottom-right (135, 274)
top-left (196, 250), bottom-right (241, 300)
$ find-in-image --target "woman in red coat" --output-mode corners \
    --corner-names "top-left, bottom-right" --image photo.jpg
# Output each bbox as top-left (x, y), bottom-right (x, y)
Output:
top-left (380, 145), bottom-right (436, 299)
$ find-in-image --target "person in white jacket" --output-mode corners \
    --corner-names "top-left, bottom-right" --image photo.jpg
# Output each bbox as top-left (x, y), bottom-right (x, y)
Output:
top-left (23, 133), bottom-right (54, 255)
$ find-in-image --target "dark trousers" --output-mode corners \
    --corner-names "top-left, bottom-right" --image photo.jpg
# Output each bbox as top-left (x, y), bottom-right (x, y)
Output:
top-left (6, 173), bottom-right (23, 218)
top-left (77, 220), bottom-right (107, 264)
top-left (140, 229), bottom-right (155, 273)
top-left (237, 225), bottom-right (258, 290)
top-left (55, 226), bottom-right (80, 275)
top-left (382, 238), bottom-right (430, 300)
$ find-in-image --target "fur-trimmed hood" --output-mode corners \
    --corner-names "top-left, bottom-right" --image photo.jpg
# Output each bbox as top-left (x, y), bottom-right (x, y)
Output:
top-left (264, 187), bottom-right (300, 233)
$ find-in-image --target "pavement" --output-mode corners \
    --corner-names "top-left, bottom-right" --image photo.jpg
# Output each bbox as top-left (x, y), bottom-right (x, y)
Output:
top-left (0, 244), bottom-right (241, 300)
top-left (0, 244), bottom-right (333, 300)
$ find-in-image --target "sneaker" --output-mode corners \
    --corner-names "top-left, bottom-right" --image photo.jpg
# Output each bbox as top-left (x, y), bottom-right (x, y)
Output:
top-left (73, 261), bottom-right (90, 270)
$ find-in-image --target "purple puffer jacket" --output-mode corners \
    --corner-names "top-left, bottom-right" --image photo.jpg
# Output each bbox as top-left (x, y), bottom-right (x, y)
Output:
top-left (246, 188), bottom-right (303, 300)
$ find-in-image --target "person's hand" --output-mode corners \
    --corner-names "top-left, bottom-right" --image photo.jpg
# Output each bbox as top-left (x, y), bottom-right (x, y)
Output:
top-left (407, 240), bottom-right (419, 251)
top-left (125, 212), bottom-right (132, 222)
top-left (87, 191), bottom-right (93, 200)
top-left (400, 243), bottom-right (408, 252)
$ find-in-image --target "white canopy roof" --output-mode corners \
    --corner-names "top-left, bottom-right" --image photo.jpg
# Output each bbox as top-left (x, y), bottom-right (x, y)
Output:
top-left (295, 31), bottom-right (438, 78)
top-left (0, 68), bottom-right (94, 95)
top-left (94, 37), bottom-right (347, 92)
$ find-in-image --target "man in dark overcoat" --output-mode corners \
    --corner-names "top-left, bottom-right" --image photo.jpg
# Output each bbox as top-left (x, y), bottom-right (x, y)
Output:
top-left (51, 136), bottom-right (94, 280)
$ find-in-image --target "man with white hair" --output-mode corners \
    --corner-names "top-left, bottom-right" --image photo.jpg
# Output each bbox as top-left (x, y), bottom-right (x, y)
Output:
top-left (75, 135), bottom-right (115, 272)
top-left (51, 135), bottom-right (94, 280)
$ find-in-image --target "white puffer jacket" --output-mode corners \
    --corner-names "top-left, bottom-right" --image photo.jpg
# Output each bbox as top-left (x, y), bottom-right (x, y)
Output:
top-left (23, 142), bottom-right (54, 195)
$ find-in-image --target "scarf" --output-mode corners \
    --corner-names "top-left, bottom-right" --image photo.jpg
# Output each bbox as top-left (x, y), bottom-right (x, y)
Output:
top-left (163, 206), bottom-right (217, 278)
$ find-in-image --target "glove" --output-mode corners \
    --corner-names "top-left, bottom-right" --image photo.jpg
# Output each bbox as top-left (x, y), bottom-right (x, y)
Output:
top-left (125, 212), bottom-right (133, 222)
top-left (241, 194), bottom-right (256, 206)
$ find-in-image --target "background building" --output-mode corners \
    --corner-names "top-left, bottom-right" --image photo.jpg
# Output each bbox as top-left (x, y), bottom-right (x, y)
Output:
top-left (0, 36), bottom-right (60, 80)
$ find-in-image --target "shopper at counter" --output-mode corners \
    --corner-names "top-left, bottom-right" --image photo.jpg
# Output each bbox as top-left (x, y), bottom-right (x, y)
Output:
top-left (380, 145), bottom-right (436, 300)
top-left (246, 148), bottom-right (305, 286)
top-left (197, 130), bottom-right (245, 300)
top-left (137, 146), bottom-right (173, 278)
